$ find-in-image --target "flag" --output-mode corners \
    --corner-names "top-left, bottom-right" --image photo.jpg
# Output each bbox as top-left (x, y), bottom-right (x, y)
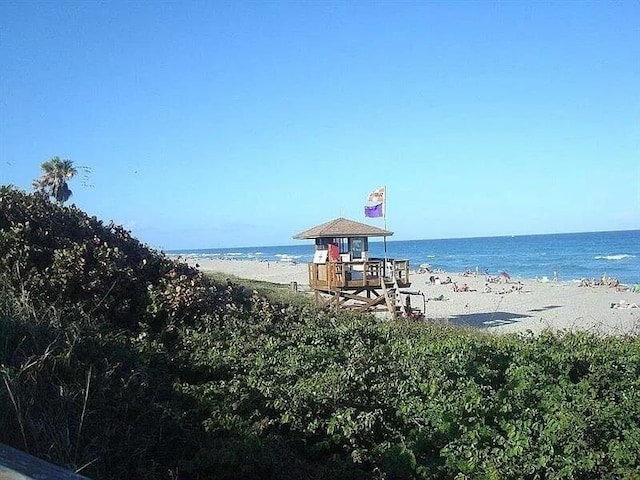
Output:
top-left (365, 203), bottom-right (383, 218)
top-left (367, 186), bottom-right (385, 203)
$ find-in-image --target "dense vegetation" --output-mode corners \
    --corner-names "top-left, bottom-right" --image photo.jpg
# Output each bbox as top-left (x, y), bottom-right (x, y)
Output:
top-left (1, 186), bottom-right (639, 479)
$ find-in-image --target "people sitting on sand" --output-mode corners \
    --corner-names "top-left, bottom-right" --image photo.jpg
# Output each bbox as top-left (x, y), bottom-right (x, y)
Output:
top-left (429, 275), bottom-right (447, 285)
top-left (611, 300), bottom-right (639, 309)
top-left (600, 274), bottom-right (620, 288)
top-left (490, 282), bottom-right (522, 294)
top-left (484, 283), bottom-right (492, 293)
top-left (453, 283), bottom-right (474, 292)
top-left (580, 277), bottom-right (621, 288)
top-left (428, 294), bottom-right (448, 301)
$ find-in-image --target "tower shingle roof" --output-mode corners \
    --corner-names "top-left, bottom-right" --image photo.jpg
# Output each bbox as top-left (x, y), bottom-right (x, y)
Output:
top-left (293, 217), bottom-right (393, 239)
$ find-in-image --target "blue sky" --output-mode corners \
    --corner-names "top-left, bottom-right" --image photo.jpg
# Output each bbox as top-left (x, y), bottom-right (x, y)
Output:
top-left (1, 1), bottom-right (638, 249)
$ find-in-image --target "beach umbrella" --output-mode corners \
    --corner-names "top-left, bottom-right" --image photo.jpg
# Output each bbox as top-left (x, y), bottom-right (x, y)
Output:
top-left (500, 271), bottom-right (511, 279)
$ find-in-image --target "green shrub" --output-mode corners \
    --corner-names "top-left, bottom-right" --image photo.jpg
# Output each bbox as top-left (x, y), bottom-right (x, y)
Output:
top-left (1, 186), bottom-right (639, 479)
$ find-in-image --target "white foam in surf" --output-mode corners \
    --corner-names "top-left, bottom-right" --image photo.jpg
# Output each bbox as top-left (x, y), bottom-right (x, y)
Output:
top-left (594, 254), bottom-right (635, 261)
top-left (276, 254), bottom-right (303, 263)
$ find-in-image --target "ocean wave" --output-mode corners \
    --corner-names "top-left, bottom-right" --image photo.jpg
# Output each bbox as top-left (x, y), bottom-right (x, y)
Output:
top-left (594, 254), bottom-right (635, 261)
top-left (171, 253), bottom-right (220, 258)
top-left (275, 254), bottom-right (304, 263)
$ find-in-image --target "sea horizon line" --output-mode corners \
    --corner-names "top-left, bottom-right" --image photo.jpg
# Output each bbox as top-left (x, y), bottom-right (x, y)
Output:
top-left (166, 228), bottom-right (640, 253)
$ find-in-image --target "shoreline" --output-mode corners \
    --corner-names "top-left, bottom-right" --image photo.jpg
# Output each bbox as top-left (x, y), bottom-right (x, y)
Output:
top-left (169, 252), bottom-right (639, 286)
top-left (172, 256), bottom-right (640, 336)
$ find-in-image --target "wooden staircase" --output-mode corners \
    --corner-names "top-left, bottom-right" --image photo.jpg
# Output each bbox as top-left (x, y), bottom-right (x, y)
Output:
top-left (380, 266), bottom-right (405, 318)
top-left (384, 263), bottom-right (424, 320)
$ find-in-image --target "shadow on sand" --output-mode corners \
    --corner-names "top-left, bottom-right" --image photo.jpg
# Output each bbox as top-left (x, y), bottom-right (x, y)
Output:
top-left (449, 311), bottom-right (532, 328)
top-left (528, 305), bottom-right (562, 313)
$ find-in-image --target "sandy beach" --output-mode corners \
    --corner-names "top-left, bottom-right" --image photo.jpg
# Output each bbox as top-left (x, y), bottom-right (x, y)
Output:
top-left (176, 257), bottom-right (640, 336)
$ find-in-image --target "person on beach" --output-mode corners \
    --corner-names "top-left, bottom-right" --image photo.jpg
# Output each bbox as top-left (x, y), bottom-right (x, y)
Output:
top-left (611, 300), bottom-right (639, 309)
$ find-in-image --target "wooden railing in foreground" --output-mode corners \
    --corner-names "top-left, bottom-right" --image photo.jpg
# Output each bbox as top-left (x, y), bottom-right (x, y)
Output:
top-left (0, 443), bottom-right (89, 480)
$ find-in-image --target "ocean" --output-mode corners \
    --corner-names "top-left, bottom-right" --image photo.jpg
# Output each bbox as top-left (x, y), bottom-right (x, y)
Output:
top-left (169, 230), bottom-right (640, 285)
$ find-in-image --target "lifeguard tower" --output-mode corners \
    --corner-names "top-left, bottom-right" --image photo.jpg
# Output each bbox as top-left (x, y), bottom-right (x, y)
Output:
top-left (293, 217), bottom-right (413, 317)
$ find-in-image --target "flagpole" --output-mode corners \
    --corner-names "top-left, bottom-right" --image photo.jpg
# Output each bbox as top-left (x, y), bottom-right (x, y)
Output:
top-left (383, 185), bottom-right (388, 277)
top-left (383, 185), bottom-right (387, 233)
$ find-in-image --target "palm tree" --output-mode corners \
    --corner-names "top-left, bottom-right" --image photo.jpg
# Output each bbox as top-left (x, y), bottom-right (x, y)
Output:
top-left (33, 156), bottom-right (78, 203)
